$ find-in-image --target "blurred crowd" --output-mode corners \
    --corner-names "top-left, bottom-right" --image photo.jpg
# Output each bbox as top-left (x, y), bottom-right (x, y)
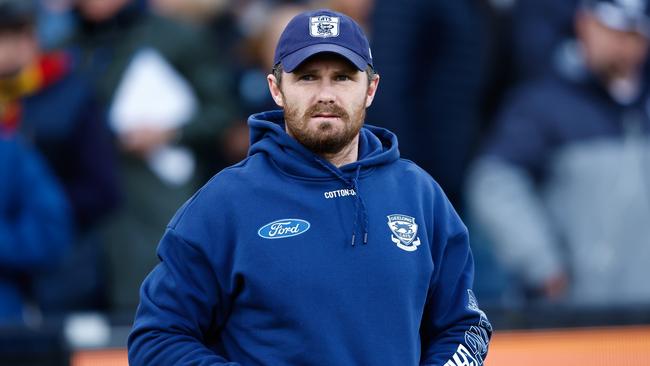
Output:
top-left (1, 0), bottom-right (650, 330)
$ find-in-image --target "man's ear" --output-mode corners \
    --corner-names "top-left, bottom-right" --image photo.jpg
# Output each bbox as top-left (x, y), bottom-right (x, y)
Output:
top-left (365, 74), bottom-right (380, 108)
top-left (267, 74), bottom-right (285, 108)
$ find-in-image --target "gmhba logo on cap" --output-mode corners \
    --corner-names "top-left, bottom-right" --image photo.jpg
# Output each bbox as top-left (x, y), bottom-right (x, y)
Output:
top-left (310, 15), bottom-right (339, 38)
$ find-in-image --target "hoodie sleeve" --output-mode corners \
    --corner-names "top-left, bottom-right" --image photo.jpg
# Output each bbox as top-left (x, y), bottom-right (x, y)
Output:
top-left (419, 187), bottom-right (492, 365)
top-left (127, 228), bottom-right (240, 366)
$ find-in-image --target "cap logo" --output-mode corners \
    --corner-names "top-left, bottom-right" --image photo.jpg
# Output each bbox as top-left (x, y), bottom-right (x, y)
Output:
top-left (310, 15), bottom-right (340, 38)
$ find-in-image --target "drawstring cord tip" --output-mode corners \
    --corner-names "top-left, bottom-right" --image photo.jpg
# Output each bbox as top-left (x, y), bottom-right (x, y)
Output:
top-left (351, 234), bottom-right (356, 246)
top-left (363, 232), bottom-right (368, 244)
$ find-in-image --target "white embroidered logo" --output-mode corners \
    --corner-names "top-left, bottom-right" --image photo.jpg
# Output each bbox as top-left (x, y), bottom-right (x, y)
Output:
top-left (310, 15), bottom-right (340, 38)
top-left (258, 219), bottom-right (311, 239)
top-left (443, 290), bottom-right (492, 366)
top-left (387, 214), bottom-right (421, 252)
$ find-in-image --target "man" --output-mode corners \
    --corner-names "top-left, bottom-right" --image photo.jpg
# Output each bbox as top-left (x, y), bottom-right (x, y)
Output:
top-left (467, 0), bottom-right (650, 305)
top-left (129, 9), bottom-right (491, 366)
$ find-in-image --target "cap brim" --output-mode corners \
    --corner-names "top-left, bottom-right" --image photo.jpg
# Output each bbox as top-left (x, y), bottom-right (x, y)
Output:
top-left (281, 44), bottom-right (368, 72)
top-left (592, 2), bottom-right (650, 37)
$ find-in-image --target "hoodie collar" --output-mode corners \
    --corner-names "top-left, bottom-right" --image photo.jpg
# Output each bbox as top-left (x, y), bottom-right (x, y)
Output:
top-left (247, 110), bottom-right (399, 180)
top-left (248, 109), bottom-right (400, 246)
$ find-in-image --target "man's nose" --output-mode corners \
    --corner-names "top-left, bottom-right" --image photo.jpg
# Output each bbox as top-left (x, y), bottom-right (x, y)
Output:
top-left (316, 82), bottom-right (336, 104)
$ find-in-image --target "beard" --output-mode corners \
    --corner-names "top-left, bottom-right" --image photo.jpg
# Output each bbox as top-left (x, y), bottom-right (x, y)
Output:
top-left (284, 100), bottom-right (366, 156)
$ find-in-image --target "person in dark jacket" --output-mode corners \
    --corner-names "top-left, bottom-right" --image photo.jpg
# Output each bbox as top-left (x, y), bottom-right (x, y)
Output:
top-left (368, 0), bottom-right (487, 208)
top-left (128, 9), bottom-right (491, 365)
top-left (0, 0), bottom-right (119, 315)
top-left (0, 134), bottom-right (72, 324)
top-left (467, 0), bottom-right (650, 306)
top-left (69, 0), bottom-right (238, 313)
top-left (511, 0), bottom-right (580, 81)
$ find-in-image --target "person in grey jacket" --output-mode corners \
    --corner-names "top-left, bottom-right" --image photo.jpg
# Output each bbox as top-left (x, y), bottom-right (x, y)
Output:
top-left (467, 0), bottom-right (650, 306)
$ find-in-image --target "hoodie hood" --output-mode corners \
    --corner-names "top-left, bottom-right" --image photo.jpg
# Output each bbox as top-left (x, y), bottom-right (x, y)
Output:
top-left (248, 110), bottom-right (400, 180)
top-left (248, 109), bottom-right (400, 246)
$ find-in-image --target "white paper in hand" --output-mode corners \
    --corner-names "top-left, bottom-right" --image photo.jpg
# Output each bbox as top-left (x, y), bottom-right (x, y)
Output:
top-left (148, 146), bottom-right (196, 187)
top-left (109, 48), bottom-right (198, 131)
top-left (109, 48), bottom-right (198, 186)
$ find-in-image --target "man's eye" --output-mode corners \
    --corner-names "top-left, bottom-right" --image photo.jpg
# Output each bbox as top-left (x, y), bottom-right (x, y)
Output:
top-left (335, 75), bottom-right (351, 81)
top-left (299, 74), bottom-right (316, 81)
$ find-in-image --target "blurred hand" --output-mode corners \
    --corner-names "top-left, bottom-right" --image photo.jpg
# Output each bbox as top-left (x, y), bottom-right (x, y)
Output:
top-left (542, 272), bottom-right (569, 301)
top-left (221, 121), bottom-right (250, 164)
top-left (119, 127), bottom-right (178, 158)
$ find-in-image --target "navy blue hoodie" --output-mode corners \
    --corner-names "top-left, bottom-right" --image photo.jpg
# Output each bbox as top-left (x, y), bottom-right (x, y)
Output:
top-left (128, 110), bottom-right (491, 366)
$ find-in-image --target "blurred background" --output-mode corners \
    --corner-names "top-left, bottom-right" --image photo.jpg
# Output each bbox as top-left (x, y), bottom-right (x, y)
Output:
top-left (1, 0), bottom-right (649, 364)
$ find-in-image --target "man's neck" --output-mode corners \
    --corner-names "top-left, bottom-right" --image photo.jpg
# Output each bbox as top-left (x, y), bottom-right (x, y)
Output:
top-left (322, 135), bottom-right (359, 167)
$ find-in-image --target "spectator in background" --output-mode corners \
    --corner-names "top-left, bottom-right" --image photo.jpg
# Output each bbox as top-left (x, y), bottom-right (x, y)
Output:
top-left (149, 0), bottom-right (251, 165)
top-left (324, 0), bottom-right (373, 31)
top-left (467, 0), bottom-right (650, 306)
top-left (235, 3), bottom-right (307, 115)
top-left (479, 0), bottom-right (581, 126)
top-left (0, 0), bottom-right (119, 316)
top-left (511, 0), bottom-right (579, 81)
top-left (368, 0), bottom-right (487, 208)
top-left (148, 0), bottom-right (229, 25)
top-left (68, 0), bottom-right (237, 313)
top-left (0, 134), bottom-right (71, 324)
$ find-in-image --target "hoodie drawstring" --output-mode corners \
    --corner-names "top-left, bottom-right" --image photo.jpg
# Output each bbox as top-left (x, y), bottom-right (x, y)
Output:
top-left (352, 165), bottom-right (369, 245)
top-left (315, 159), bottom-right (369, 246)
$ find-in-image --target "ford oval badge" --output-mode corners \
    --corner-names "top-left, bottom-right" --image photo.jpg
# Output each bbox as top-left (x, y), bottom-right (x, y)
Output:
top-left (258, 219), bottom-right (311, 239)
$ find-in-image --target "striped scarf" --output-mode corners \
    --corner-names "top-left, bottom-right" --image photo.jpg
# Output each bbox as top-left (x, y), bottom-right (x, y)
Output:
top-left (0, 52), bottom-right (71, 134)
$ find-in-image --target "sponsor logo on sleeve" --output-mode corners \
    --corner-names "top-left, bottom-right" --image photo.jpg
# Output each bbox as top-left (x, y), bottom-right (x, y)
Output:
top-left (444, 290), bottom-right (492, 366)
top-left (444, 344), bottom-right (479, 366)
top-left (464, 289), bottom-right (492, 364)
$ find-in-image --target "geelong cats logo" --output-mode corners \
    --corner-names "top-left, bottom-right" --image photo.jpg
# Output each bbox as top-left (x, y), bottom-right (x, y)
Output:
top-left (387, 214), bottom-right (421, 252)
top-left (310, 15), bottom-right (340, 38)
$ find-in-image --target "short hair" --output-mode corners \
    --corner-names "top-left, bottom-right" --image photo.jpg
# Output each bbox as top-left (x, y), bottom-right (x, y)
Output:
top-left (272, 63), bottom-right (377, 86)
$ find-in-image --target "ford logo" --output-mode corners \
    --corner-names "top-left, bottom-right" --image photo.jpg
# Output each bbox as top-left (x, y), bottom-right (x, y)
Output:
top-left (258, 219), bottom-right (311, 239)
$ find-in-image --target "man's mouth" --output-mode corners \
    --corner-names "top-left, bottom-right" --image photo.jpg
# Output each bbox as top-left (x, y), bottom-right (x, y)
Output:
top-left (312, 113), bottom-right (340, 118)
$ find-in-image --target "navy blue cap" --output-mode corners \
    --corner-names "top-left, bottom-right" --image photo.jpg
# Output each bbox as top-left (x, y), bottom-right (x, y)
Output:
top-left (583, 0), bottom-right (650, 36)
top-left (273, 9), bottom-right (373, 72)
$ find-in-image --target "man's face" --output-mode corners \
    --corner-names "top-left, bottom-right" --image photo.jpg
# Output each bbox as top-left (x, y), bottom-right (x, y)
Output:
top-left (0, 29), bottom-right (37, 77)
top-left (267, 53), bottom-right (379, 155)
top-left (577, 12), bottom-right (650, 80)
top-left (75, 0), bottom-right (131, 22)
